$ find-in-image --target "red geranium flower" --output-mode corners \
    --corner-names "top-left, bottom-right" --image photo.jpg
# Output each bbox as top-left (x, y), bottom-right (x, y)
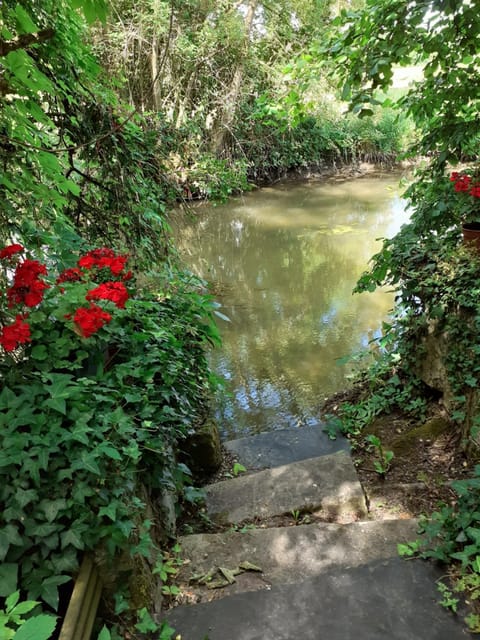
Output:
top-left (7, 259), bottom-right (49, 308)
top-left (104, 255), bottom-right (128, 275)
top-left (0, 244), bottom-right (24, 260)
top-left (56, 267), bottom-right (82, 284)
top-left (73, 303), bottom-right (112, 338)
top-left (0, 315), bottom-right (31, 351)
top-left (470, 184), bottom-right (480, 198)
top-left (453, 175), bottom-right (472, 192)
top-left (86, 281), bottom-right (129, 309)
top-left (78, 248), bottom-right (128, 277)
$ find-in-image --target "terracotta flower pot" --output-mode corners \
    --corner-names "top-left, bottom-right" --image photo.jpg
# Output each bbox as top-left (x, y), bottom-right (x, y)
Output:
top-left (462, 222), bottom-right (480, 253)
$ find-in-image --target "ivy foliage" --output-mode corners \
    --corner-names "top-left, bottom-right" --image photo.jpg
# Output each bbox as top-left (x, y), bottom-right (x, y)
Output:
top-left (323, 0), bottom-right (480, 418)
top-left (0, 0), bottom-right (221, 626)
top-left (0, 257), bottom-right (220, 611)
top-left (325, 1), bottom-right (480, 626)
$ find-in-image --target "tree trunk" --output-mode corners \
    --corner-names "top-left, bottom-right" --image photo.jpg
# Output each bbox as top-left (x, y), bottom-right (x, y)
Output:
top-left (151, 36), bottom-right (162, 111)
top-left (210, 0), bottom-right (258, 155)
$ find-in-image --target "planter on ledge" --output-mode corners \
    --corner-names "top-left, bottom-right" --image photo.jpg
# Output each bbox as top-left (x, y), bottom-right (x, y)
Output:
top-left (462, 222), bottom-right (480, 253)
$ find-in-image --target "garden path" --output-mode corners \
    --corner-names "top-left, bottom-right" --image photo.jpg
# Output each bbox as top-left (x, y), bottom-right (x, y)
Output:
top-left (167, 425), bottom-right (472, 639)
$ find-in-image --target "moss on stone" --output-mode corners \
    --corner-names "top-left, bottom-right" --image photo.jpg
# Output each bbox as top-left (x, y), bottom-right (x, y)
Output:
top-left (182, 420), bottom-right (222, 475)
top-left (391, 417), bottom-right (450, 456)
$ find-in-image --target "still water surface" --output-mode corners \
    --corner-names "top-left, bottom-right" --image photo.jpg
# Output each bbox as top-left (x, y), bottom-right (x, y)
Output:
top-left (176, 173), bottom-right (408, 440)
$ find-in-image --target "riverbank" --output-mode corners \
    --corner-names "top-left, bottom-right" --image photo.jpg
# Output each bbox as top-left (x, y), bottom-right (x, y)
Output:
top-left (321, 389), bottom-right (472, 519)
top-left (255, 158), bottom-right (414, 186)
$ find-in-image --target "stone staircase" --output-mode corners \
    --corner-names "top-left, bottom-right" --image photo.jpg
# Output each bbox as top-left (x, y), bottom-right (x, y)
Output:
top-left (168, 425), bottom-right (471, 639)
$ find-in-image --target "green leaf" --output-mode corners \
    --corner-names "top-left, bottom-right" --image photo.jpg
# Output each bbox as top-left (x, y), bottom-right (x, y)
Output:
top-left (40, 582), bottom-right (66, 611)
top-left (73, 0), bottom-right (108, 24)
top-left (97, 626), bottom-right (111, 640)
top-left (99, 445), bottom-right (121, 461)
top-left (39, 499), bottom-right (67, 523)
top-left (14, 5), bottom-right (38, 34)
top-left (44, 397), bottom-right (66, 415)
top-left (158, 621), bottom-right (176, 640)
top-left (5, 591), bottom-right (20, 612)
top-left (31, 345), bottom-right (48, 361)
top-left (134, 608), bottom-right (158, 633)
top-left (0, 386), bottom-right (20, 410)
top-left (0, 564), bottom-right (18, 597)
top-left (60, 529), bottom-right (84, 550)
top-left (79, 452), bottom-right (101, 475)
top-left (397, 541), bottom-right (420, 557)
top-left (15, 488), bottom-right (38, 508)
top-left (32, 523), bottom-right (60, 538)
top-left (0, 525), bottom-right (23, 561)
top-left (98, 503), bottom-right (118, 521)
top-left (232, 462), bottom-right (246, 476)
top-left (10, 600), bottom-right (39, 617)
top-left (13, 614), bottom-right (57, 640)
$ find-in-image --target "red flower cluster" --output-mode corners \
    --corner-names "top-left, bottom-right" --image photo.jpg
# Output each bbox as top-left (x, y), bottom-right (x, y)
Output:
top-left (86, 281), bottom-right (129, 309)
top-left (0, 315), bottom-right (31, 352)
top-left (7, 259), bottom-right (49, 308)
top-left (0, 244), bottom-right (24, 260)
top-left (450, 172), bottom-right (480, 196)
top-left (73, 304), bottom-right (112, 338)
top-left (56, 267), bottom-right (82, 284)
top-left (78, 248), bottom-right (128, 276)
top-left (0, 244), bottom-right (131, 346)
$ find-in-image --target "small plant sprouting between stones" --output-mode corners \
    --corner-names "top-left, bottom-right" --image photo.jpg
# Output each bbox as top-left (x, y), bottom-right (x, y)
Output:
top-left (365, 434), bottom-right (394, 476)
top-left (291, 509), bottom-right (301, 524)
top-left (223, 462), bottom-right (247, 479)
top-left (232, 462), bottom-right (247, 476)
top-left (153, 543), bottom-right (183, 597)
top-left (437, 582), bottom-right (459, 613)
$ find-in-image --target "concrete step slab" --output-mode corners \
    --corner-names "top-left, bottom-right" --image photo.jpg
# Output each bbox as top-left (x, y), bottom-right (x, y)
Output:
top-left (178, 518), bottom-right (418, 601)
top-left (205, 450), bottom-right (366, 525)
top-left (225, 423), bottom-right (349, 470)
top-left (168, 556), bottom-right (472, 640)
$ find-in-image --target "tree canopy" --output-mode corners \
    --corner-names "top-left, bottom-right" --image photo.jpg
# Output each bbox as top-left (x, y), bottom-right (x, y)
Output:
top-left (327, 0), bottom-right (480, 162)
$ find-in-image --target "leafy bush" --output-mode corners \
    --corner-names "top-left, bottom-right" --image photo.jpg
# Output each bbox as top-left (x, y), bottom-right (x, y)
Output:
top-left (235, 100), bottom-right (413, 182)
top-left (0, 243), bottom-right (219, 611)
top-left (187, 155), bottom-right (251, 202)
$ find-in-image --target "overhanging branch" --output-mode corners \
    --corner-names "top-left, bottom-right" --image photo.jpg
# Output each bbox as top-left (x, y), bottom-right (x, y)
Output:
top-left (0, 28), bottom-right (55, 57)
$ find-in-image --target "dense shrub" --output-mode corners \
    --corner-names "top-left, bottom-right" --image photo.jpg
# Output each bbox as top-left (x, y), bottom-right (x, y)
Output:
top-left (0, 244), bottom-right (219, 609)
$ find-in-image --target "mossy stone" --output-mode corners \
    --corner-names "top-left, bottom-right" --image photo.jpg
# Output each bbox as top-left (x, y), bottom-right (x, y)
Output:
top-left (391, 417), bottom-right (450, 456)
top-left (182, 420), bottom-right (222, 475)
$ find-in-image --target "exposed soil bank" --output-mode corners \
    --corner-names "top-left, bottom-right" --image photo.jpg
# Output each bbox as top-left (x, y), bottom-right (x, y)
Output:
top-left (321, 390), bottom-right (472, 520)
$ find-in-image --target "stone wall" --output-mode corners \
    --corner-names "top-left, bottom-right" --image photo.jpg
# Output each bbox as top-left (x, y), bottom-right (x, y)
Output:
top-left (416, 319), bottom-right (480, 451)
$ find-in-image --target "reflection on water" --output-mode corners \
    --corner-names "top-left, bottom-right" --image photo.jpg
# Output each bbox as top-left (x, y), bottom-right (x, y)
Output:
top-left (175, 173), bottom-right (408, 439)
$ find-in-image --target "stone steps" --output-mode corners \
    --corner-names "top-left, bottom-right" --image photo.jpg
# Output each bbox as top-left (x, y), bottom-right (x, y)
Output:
top-left (204, 451), bottom-right (367, 525)
top-left (177, 519), bottom-right (418, 602)
top-left (166, 425), bottom-right (472, 639)
top-left (168, 556), bottom-right (468, 640)
top-left (224, 422), bottom-right (349, 470)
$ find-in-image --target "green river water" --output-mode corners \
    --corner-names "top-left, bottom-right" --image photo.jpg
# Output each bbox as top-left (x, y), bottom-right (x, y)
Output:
top-left (176, 172), bottom-right (408, 440)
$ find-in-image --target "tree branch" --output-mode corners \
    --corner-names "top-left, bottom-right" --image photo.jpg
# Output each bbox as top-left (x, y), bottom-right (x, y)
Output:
top-left (0, 28), bottom-right (55, 57)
